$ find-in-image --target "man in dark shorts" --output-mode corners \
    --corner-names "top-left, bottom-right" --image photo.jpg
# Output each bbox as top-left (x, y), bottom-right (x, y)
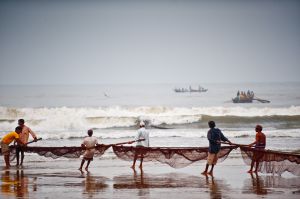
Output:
top-left (247, 125), bottom-right (266, 173)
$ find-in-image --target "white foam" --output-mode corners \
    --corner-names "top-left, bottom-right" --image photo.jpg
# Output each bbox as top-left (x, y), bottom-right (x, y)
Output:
top-left (0, 106), bottom-right (300, 133)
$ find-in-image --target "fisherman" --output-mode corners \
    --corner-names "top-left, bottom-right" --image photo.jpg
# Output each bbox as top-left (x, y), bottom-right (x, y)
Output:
top-left (247, 125), bottom-right (266, 173)
top-left (16, 119), bottom-right (38, 166)
top-left (79, 129), bottom-right (99, 172)
top-left (202, 121), bottom-right (232, 176)
top-left (1, 127), bottom-right (25, 168)
top-left (130, 121), bottom-right (149, 169)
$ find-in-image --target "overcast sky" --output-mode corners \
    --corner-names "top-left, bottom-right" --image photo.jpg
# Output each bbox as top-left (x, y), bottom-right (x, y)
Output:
top-left (0, 0), bottom-right (299, 85)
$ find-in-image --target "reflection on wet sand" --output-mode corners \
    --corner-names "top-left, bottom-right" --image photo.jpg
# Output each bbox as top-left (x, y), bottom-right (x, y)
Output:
top-left (82, 172), bottom-right (108, 198)
top-left (0, 169), bottom-right (37, 198)
top-left (243, 173), bottom-right (300, 196)
top-left (204, 174), bottom-right (223, 199)
top-left (113, 168), bottom-right (230, 199)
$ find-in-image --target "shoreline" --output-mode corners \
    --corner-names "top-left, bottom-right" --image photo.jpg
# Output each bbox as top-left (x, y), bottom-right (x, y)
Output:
top-left (1, 158), bottom-right (299, 199)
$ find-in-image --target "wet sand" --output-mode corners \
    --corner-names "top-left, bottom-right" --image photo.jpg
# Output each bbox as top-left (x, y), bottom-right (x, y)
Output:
top-left (0, 158), bottom-right (300, 199)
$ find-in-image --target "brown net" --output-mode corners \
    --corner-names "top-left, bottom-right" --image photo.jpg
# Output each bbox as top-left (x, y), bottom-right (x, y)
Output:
top-left (112, 145), bottom-right (238, 168)
top-left (240, 146), bottom-right (300, 176)
top-left (21, 144), bottom-right (111, 159)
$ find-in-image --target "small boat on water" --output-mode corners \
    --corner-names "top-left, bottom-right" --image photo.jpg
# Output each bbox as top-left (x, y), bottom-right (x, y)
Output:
top-left (174, 85), bottom-right (207, 93)
top-left (232, 90), bottom-right (270, 103)
top-left (232, 96), bottom-right (253, 103)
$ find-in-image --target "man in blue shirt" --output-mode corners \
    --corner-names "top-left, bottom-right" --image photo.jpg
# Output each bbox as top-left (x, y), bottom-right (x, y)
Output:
top-left (202, 121), bottom-right (232, 176)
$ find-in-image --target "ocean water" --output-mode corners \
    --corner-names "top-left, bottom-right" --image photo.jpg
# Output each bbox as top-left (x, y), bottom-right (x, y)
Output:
top-left (0, 82), bottom-right (300, 158)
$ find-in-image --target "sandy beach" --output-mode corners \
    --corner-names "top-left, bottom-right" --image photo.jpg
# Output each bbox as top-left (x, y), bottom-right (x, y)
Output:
top-left (1, 156), bottom-right (299, 199)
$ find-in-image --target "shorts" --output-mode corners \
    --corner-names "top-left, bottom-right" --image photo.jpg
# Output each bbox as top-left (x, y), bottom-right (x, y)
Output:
top-left (83, 149), bottom-right (95, 161)
top-left (1, 142), bottom-right (10, 155)
top-left (207, 152), bottom-right (219, 165)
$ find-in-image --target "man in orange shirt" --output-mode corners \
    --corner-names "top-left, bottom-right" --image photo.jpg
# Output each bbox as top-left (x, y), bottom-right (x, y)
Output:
top-left (16, 119), bottom-right (38, 166)
top-left (247, 124), bottom-right (266, 173)
top-left (1, 127), bottom-right (25, 168)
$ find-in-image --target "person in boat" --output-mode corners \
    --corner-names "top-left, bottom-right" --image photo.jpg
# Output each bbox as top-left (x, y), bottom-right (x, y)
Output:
top-left (247, 125), bottom-right (266, 173)
top-left (16, 119), bottom-right (38, 166)
top-left (1, 127), bottom-right (25, 168)
top-left (79, 129), bottom-right (99, 172)
top-left (130, 121), bottom-right (149, 169)
top-left (202, 121), bottom-right (232, 176)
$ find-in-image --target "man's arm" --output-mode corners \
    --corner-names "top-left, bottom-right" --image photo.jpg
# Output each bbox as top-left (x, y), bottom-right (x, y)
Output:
top-left (28, 127), bottom-right (38, 141)
top-left (248, 140), bottom-right (257, 147)
top-left (220, 132), bottom-right (232, 144)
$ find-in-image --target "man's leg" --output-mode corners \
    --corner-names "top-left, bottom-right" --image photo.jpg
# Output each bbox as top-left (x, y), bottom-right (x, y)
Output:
top-left (4, 154), bottom-right (10, 168)
top-left (20, 149), bottom-right (25, 166)
top-left (248, 159), bottom-right (255, 173)
top-left (139, 157), bottom-right (144, 169)
top-left (131, 153), bottom-right (137, 169)
top-left (85, 160), bottom-right (91, 171)
top-left (16, 147), bottom-right (20, 166)
top-left (202, 164), bottom-right (209, 175)
top-left (254, 161), bottom-right (260, 173)
top-left (79, 159), bottom-right (85, 170)
top-left (208, 164), bottom-right (215, 176)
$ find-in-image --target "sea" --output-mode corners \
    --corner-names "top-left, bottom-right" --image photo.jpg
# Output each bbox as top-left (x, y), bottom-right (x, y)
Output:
top-left (0, 82), bottom-right (300, 161)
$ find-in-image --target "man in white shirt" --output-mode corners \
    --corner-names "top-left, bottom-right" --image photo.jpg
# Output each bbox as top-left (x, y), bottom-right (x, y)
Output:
top-left (131, 121), bottom-right (149, 169)
top-left (79, 129), bottom-right (99, 172)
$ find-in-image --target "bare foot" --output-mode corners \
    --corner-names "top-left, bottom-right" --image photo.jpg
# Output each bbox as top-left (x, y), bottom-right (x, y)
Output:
top-left (130, 165), bottom-right (135, 169)
top-left (201, 171), bottom-right (208, 175)
top-left (207, 171), bottom-right (213, 176)
top-left (247, 170), bottom-right (253, 173)
top-left (78, 168), bottom-right (83, 171)
top-left (85, 167), bottom-right (89, 172)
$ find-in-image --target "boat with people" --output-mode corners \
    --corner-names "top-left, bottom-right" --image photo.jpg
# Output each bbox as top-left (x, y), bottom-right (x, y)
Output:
top-left (232, 90), bottom-right (270, 103)
top-left (174, 85), bottom-right (207, 93)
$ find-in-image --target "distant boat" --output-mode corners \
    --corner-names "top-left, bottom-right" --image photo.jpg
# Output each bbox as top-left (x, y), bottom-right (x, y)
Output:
top-left (174, 85), bottom-right (207, 93)
top-left (232, 96), bottom-right (253, 103)
top-left (232, 91), bottom-right (270, 103)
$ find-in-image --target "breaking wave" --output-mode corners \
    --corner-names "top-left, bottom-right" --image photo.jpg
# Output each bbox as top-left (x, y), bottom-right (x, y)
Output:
top-left (0, 106), bottom-right (300, 132)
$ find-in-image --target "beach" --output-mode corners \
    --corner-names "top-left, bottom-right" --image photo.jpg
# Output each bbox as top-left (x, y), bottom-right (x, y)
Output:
top-left (1, 0), bottom-right (300, 197)
top-left (0, 83), bottom-right (300, 198)
top-left (1, 156), bottom-right (300, 199)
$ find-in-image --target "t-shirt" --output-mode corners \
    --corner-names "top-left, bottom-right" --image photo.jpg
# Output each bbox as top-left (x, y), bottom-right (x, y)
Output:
top-left (255, 132), bottom-right (266, 149)
top-left (1, 131), bottom-right (20, 145)
top-left (82, 136), bottom-right (98, 148)
top-left (135, 127), bottom-right (149, 147)
top-left (207, 128), bottom-right (229, 154)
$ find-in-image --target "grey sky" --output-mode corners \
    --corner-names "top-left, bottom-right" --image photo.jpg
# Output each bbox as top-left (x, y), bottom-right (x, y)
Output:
top-left (0, 0), bottom-right (299, 85)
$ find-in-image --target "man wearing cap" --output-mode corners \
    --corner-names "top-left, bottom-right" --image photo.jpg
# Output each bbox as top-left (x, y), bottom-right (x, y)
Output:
top-left (247, 124), bottom-right (266, 173)
top-left (131, 121), bottom-right (149, 169)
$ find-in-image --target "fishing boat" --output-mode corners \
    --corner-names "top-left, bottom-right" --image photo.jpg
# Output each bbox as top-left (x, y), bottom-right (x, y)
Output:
top-left (232, 90), bottom-right (270, 103)
top-left (174, 85), bottom-right (207, 93)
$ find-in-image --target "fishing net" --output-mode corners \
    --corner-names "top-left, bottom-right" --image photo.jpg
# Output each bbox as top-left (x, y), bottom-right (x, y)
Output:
top-left (240, 146), bottom-right (300, 176)
top-left (21, 144), bottom-right (111, 159)
top-left (112, 145), bottom-right (237, 168)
